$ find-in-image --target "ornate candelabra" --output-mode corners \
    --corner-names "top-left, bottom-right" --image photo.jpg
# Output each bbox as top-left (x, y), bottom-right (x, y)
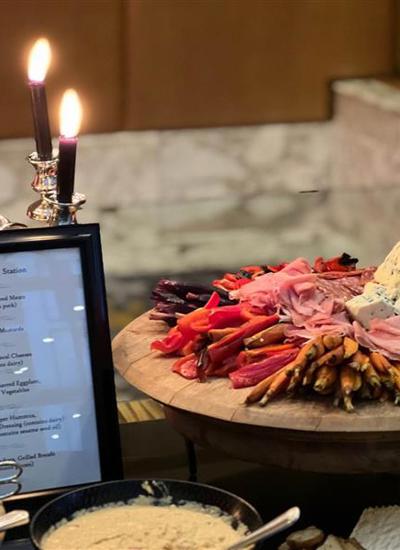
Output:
top-left (25, 151), bottom-right (86, 226)
top-left (26, 152), bottom-right (58, 222)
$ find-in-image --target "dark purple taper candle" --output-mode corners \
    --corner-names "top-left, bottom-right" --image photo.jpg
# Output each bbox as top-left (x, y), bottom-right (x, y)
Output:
top-left (57, 89), bottom-right (82, 203)
top-left (29, 81), bottom-right (52, 160)
top-left (57, 136), bottom-right (77, 203)
top-left (27, 39), bottom-right (52, 160)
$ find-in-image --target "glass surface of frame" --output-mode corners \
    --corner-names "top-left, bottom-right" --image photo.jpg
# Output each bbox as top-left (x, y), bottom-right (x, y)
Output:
top-left (0, 224), bottom-right (122, 504)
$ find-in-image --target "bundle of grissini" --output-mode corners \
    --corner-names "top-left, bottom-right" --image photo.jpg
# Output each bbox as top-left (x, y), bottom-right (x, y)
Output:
top-left (245, 334), bottom-right (400, 412)
top-left (150, 243), bottom-right (400, 411)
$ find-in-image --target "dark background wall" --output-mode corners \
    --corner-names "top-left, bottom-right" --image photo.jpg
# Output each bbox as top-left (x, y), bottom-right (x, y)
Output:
top-left (0, 0), bottom-right (397, 137)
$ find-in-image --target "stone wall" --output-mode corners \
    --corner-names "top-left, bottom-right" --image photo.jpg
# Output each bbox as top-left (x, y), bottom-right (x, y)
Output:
top-left (0, 124), bottom-right (333, 276)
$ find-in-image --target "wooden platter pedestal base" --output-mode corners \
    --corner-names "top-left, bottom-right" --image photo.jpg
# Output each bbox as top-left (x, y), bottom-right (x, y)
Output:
top-left (164, 407), bottom-right (400, 474)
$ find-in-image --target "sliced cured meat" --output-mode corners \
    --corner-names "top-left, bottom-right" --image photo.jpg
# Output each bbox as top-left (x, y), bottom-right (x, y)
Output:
top-left (353, 316), bottom-right (400, 360)
top-left (233, 258), bottom-right (373, 339)
top-left (317, 268), bottom-right (375, 281)
top-left (233, 258), bottom-right (378, 343)
top-left (316, 276), bottom-right (370, 306)
top-left (285, 312), bottom-right (353, 340)
top-left (232, 258), bottom-right (316, 315)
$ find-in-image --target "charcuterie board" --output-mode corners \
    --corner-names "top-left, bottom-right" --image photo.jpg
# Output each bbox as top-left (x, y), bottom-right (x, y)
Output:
top-left (112, 312), bottom-right (400, 433)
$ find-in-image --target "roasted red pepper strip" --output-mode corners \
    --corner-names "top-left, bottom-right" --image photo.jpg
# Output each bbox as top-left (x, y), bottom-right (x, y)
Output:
top-left (180, 334), bottom-right (204, 356)
top-left (171, 353), bottom-right (198, 379)
top-left (152, 307), bottom-right (210, 352)
top-left (230, 348), bottom-right (298, 388)
top-left (188, 304), bottom-right (245, 333)
top-left (265, 263), bottom-right (288, 273)
top-left (212, 273), bottom-right (252, 292)
top-left (206, 329), bottom-right (245, 370)
top-left (236, 351), bottom-right (249, 369)
top-left (204, 291), bottom-right (221, 309)
top-left (152, 301), bottom-right (246, 354)
top-left (211, 355), bottom-right (238, 377)
top-left (314, 254), bottom-right (358, 273)
top-left (207, 315), bottom-right (279, 369)
top-left (177, 307), bottom-right (212, 337)
top-left (151, 326), bottom-right (187, 354)
top-left (240, 305), bottom-right (266, 320)
top-left (236, 343), bottom-right (296, 368)
top-left (208, 327), bottom-right (238, 342)
top-left (245, 343), bottom-right (296, 356)
top-left (212, 279), bottom-right (237, 291)
top-left (208, 305), bottom-right (244, 326)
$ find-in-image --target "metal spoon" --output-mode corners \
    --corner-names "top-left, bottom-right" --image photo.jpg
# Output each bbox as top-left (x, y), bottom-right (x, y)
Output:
top-left (0, 510), bottom-right (29, 532)
top-left (226, 506), bottom-right (300, 550)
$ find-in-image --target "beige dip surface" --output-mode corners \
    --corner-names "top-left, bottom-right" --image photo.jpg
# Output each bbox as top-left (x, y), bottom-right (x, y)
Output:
top-left (42, 503), bottom-right (246, 550)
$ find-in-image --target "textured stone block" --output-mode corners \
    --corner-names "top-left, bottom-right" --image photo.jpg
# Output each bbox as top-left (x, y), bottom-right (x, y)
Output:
top-left (333, 79), bottom-right (400, 188)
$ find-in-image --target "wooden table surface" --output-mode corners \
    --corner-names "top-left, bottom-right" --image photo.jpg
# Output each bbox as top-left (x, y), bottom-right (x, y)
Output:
top-left (112, 312), bottom-right (400, 473)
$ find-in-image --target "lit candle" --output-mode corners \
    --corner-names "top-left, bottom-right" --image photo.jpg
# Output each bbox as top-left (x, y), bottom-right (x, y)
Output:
top-left (57, 89), bottom-right (82, 204)
top-left (27, 38), bottom-right (52, 160)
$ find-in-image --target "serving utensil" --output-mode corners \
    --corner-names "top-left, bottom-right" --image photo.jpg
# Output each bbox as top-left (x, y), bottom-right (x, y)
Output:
top-left (0, 510), bottom-right (30, 532)
top-left (226, 506), bottom-right (300, 550)
top-left (0, 460), bottom-right (23, 500)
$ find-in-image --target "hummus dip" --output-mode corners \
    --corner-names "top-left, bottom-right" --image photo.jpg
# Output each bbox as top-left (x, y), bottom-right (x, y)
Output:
top-left (42, 501), bottom-right (247, 549)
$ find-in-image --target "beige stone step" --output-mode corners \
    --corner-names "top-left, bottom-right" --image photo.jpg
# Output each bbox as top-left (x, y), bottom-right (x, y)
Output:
top-left (332, 78), bottom-right (400, 188)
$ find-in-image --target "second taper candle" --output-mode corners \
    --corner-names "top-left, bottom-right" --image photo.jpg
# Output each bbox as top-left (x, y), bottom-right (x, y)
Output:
top-left (57, 89), bottom-right (82, 204)
top-left (27, 38), bottom-right (52, 160)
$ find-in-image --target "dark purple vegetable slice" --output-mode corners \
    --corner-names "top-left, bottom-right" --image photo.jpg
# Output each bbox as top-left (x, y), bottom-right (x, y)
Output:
top-left (150, 279), bottom-right (235, 326)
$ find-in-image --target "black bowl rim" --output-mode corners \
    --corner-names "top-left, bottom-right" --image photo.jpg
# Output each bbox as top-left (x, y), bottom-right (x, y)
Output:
top-left (30, 477), bottom-right (263, 548)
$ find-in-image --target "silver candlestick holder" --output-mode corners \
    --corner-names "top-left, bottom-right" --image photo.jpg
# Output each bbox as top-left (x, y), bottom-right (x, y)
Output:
top-left (44, 191), bottom-right (86, 226)
top-left (26, 152), bottom-right (58, 222)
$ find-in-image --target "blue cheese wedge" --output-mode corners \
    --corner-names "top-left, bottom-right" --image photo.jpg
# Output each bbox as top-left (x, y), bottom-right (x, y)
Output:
top-left (345, 292), bottom-right (396, 328)
top-left (345, 242), bottom-right (400, 327)
top-left (374, 241), bottom-right (400, 290)
top-left (345, 241), bottom-right (400, 328)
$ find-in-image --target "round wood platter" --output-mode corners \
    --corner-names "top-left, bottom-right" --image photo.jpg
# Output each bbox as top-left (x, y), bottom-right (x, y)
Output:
top-left (112, 312), bottom-right (400, 433)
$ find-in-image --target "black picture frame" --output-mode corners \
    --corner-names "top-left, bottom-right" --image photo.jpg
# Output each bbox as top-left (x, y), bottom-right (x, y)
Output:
top-left (0, 223), bottom-right (123, 512)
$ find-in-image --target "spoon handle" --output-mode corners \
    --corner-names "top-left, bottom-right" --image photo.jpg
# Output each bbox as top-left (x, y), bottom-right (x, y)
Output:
top-left (226, 506), bottom-right (300, 550)
top-left (0, 510), bottom-right (29, 532)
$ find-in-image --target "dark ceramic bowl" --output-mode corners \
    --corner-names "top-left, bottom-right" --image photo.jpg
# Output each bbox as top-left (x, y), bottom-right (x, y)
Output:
top-left (30, 478), bottom-right (263, 549)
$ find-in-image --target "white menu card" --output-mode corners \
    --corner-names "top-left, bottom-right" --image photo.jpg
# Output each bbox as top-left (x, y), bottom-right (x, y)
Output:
top-left (0, 247), bottom-right (101, 493)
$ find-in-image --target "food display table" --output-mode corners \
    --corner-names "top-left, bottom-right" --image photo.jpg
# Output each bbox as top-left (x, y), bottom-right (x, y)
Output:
top-left (112, 312), bottom-right (400, 474)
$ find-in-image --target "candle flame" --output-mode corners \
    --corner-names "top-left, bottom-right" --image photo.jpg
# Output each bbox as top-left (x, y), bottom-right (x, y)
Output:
top-left (60, 89), bottom-right (82, 138)
top-left (28, 38), bottom-right (51, 82)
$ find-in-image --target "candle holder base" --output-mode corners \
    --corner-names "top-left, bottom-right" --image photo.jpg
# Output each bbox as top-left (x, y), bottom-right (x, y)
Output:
top-left (26, 198), bottom-right (55, 223)
top-left (44, 192), bottom-right (86, 226)
top-left (26, 152), bottom-right (58, 223)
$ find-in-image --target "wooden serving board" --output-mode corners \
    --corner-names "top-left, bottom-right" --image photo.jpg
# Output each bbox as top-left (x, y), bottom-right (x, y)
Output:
top-left (112, 312), bottom-right (400, 434)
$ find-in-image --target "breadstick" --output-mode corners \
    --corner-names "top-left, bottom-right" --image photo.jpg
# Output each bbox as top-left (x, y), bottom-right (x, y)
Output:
top-left (343, 337), bottom-right (359, 359)
top-left (259, 371), bottom-right (289, 406)
top-left (244, 365), bottom-right (287, 404)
